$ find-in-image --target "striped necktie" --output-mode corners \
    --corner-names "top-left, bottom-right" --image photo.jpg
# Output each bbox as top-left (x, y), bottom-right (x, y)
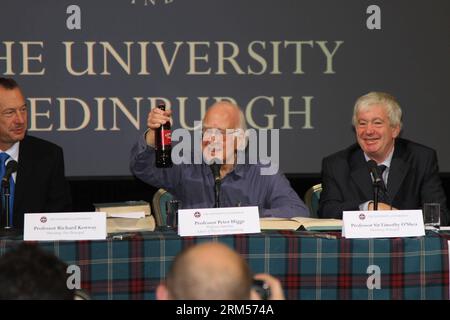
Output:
top-left (377, 165), bottom-right (388, 203)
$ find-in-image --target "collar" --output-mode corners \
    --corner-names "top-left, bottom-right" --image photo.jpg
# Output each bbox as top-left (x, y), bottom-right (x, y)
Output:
top-left (203, 162), bottom-right (247, 179)
top-left (231, 164), bottom-right (247, 178)
top-left (364, 146), bottom-right (394, 169)
top-left (0, 141), bottom-right (20, 163)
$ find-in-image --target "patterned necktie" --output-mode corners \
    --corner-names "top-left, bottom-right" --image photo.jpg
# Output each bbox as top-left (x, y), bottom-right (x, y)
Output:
top-left (0, 153), bottom-right (15, 227)
top-left (377, 165), bottom-right (387, 179)
top-left (377, 165), bottom-right (388, 203)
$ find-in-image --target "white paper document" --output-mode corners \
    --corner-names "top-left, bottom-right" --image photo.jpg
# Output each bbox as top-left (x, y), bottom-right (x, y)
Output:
top-left (342, 210), bottom-right (425, 239)
top-left (24, 212), bottom-right (107, 241)
top-left (178, 206), bottom-right (261, 237)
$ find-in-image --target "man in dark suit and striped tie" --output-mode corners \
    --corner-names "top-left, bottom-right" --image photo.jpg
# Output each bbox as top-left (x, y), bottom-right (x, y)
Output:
top-left (318, 92), bottom-right (449, 226)
top-left (0, 78), bottom-right (72, 231)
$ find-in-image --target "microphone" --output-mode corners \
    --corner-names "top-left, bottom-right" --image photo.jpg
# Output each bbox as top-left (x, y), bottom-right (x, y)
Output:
top-left (1, 160), bottom-right (17, 231)
top-left (209, 161), bottom-right (222, 208)
top-left (367, 159), bottom-right (390, 210)
top-left (210, 162), bottom-right (221, 184)
top-left (2, 160), bottom-right (18, 185)
top-left (367, 160), bottom-right (386, 191)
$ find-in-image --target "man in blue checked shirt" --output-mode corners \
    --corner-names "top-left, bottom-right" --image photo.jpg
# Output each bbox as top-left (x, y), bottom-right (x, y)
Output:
top-left (130, 100), bottom-right (309, 218)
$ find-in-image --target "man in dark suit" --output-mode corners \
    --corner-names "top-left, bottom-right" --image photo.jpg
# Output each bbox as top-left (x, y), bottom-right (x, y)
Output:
top-left (318, 92), bottom-right (449, 225)
top-left (0, 78), bottom-right (71, 230)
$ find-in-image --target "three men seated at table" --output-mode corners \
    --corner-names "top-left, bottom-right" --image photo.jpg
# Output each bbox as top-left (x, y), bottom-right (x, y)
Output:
top-left (1, 75), bottom-right (448, 227)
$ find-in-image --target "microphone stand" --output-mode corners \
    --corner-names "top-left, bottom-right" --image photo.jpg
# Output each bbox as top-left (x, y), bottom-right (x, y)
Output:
top-left (210, 162), bottom-right (222, 208)
top-left (1, 179), bottom-right (13, 232)
top-left (0, 160), bottom-right (18, 236)
top-left (214, 179), bottom-right (221, 208)
top-left (372, 180), bottom-right (379, 211)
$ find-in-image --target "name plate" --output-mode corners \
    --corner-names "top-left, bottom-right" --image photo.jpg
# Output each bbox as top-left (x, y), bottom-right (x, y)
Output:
top-left (178, 206), bottom-right (261, 237)
top-left (24, 212), bottom-right (107, 241)
top-left (342, 210), bottom-right (425, 239)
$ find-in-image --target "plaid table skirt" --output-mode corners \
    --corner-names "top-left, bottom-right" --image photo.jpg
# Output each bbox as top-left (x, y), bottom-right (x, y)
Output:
top-left (0, 230), bottom-right (448, 300)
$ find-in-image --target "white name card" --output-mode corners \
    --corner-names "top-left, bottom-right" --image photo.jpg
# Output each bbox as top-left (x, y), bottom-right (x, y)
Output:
top-left (342, 210), bottom-right (425, 239)
top-left (178, 206), bottom-right (261, 237)
top-left (24, 212), bottom-right (107, 241)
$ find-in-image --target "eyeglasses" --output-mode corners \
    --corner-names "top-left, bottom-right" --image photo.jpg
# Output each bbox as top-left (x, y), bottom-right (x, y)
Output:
top-left (1, 104), bottom-right (27, 118)
top-left (201, 127), bottom-right (241, 137)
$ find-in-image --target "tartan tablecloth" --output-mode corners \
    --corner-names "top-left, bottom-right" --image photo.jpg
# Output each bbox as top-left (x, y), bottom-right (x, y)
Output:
top-left (0, 231), bottom-right (448, 300)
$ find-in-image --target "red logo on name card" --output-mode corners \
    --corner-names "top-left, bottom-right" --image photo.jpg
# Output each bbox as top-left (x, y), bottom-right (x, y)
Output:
top-left (194, 212), bottom-right (201, 218)
top-left (40, 216), bottom-right (47, 223)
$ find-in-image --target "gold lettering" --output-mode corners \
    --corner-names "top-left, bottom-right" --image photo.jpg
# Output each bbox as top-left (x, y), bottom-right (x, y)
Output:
top-left (57, 98), bottom-right (91, 131)
top-left (101, 41), bottom-right (133, 75)
top-left (94, 97), bottom-right (107, 131)
top-left (28, 98), bottom-right (53, 131)
top-left (153, 41), bottom-right (183, 75)
top-left (177, 97), bottom-right (207, 130)
top-left (247, 41), bottom-right (267, 75)
top-left (64, 41), bottom-right (96, 75)
top-left (0, 41), bottom-right (14, 75)
top-left (284, 40), bottom-right (313, 74)
top-left (187, 42), bottom-right (211, 75)
top-left (246, 96), bottom-right (276, 129)
top-left (110, 97), bottom-right (141, 130)
top-left (138, 41), bottom-right (150, 75)
top-left (20, 41), bottom-right (45, 75)
top-left (216, 41), bottom-right (244, 75)
top-left (270, 41), bottom-right (282, 75)
top-left (316, 41), bottom-right (343, 74)
top-left (281, 96), bottom-right (314, 129)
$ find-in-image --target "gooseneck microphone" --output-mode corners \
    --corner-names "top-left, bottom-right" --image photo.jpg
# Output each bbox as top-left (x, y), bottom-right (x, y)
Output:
top-left (209, 161), bottom-right (222, 208)
top-left (2, 160), bottom-right (18, 186)
top-left (367, 160), bottom-right (388, 210)
top-left (2, 160), bottom-right (17, 230)
top-left (367, 160), bottom-right (385, 191)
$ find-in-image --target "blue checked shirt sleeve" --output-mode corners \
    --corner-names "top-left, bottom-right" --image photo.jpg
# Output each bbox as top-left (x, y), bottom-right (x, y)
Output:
top-left (260, 172), bottom-right (310, 218)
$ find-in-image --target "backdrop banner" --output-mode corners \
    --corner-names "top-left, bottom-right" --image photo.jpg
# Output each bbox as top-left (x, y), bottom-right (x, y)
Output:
top-left (1, 0), bottom-right (449, 176)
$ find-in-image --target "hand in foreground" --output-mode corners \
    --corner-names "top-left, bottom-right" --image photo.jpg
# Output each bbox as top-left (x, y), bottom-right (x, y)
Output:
top-left (251, 273), bottom-right (285, 300)
top-left (368, 202), bottom-right (398, 210)
top-left (145, 107), bottom-right (172, 146)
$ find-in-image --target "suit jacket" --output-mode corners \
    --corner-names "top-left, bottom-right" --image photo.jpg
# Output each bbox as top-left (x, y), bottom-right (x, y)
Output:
top-left (12, 135), bottom-right (72, 229)
top-left (318, 138), bottom-right (449, 225)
